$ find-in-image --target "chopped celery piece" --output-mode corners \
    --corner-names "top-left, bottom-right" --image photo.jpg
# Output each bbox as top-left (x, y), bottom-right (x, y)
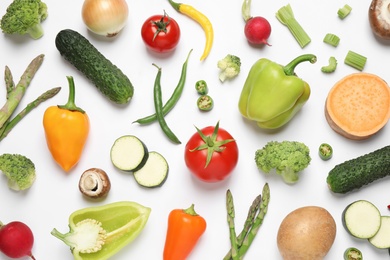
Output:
top-left (338, 4), bottom-right (352, 19)
top-left (276, 4), bottom-right (311, 48)
top-left (321, 56), bottom-right (338, 73)
top-left (323, 33), bottom-right (340, 47)
top-left (344, 51), bottom-right (367, 71)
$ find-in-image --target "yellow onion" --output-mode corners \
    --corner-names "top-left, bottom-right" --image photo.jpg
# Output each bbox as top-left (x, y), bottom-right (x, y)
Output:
top-left (82, 0), bottom-right (129, 37)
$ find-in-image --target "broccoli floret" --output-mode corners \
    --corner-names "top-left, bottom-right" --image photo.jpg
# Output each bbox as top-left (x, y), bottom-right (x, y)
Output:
top-left (217, 54), bottom-right (241, 82)
top-left (0, 153), bottom-right (36, 190)
top-left (0, 0), bottom-right (48, 39)
top-left (254, 141), bottom-right (311, 184)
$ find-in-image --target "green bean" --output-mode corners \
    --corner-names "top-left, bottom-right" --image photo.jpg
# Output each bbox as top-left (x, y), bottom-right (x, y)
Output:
top-left (153, 64), bottom-right (181, 144)
top-left (134, 49), bottom-right (192, 125)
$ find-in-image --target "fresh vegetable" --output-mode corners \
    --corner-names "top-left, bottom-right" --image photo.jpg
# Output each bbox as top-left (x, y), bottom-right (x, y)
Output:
top-left (51, 201), bottom-right (151, 260)
top-left (197, 95), bottom-right (214, 111)
top-left (369, 0), bottom-right (390, 40)
top-left (318, 143), bottom-right (333, 160)
top-left (224, 183), bottom-right (270, 260)
top-left (168, 0), bottom-right (213, 61)
top-left (82, 0), bottom-right (128, 37)
top-left (152, 64), bottom-right (181, 144)
top-left (238, 54), bottom-right (316, 129)
top-left (43, 76), bottom-right (90, 172)
top-left (217, 54), bottom-right (241, 82)
top-left (0, 221), bottom-right (35, 259)
top-left (338, 4), bottom-right (352, 19)
top-left (325, 73), bottom-right (390, 140)
top-left (342, 200), bottom-right (381, 239)
top-left (110, 135), bottom-right (149, 172)
top-left (277, 206), bottom-right (336, 260)
top-left (344, 50), bottom-right (367, 71)
top-left (134, 49), bottom-right (192, 125)
top-left (55, 29), bottom-right (134, 104)
top-left (368, 216), bottom-right (390, 248)
top-left (0, 54), bottom-right (60, 142)
top-left (344, 247), bottom-right (362, 260)
top-left (276, 4), bottom-right (311, 48)
top-left (163, 204), bottom-right (206, 260)
top-left (254, 140), bottom-right (311, 184)
top-left (133, 151), bottom-right (169, 188)
top-left (141, 11), bottom-right (181, 53)
top-left (79, 168), bottom-right (111, 199)
top-left (0, 0), bottom-right (48, 39)
top-left (0, 153), bottom-right (36, 191)
top-left (195, 80), bottom-right (208, 95)
top-left (184, 121), bottom-right (238, 182)
top-left (321, 56), bottom-right (338, 73)
top-left (327, 145), bottom-right (390, 193)
top-left (226, 190), bottom-right (239, 260)
top-left (323, 33), bottom-right (340, 47)
top-left (241, 0), bottom-right (271, 45)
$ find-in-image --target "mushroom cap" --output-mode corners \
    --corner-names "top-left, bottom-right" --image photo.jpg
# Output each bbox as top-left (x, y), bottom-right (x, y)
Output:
top-left (79, 168), bottom-right (111, 198)
top-left (369, 0), bottom-right (390, 40)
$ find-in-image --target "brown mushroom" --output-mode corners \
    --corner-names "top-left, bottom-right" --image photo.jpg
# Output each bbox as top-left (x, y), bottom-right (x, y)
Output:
top-left (79, 168), bottom-right (111, 199)
top-left (369, 0), bottom-right (390, 40)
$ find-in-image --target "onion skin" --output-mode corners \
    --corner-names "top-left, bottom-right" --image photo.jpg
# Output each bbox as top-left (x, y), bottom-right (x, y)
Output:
top-left (82, 0), bottom-right (129, 37)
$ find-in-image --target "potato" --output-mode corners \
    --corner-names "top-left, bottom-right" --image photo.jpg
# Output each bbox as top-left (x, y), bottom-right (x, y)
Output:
top-left (277, 206), bottom-right (336, 260)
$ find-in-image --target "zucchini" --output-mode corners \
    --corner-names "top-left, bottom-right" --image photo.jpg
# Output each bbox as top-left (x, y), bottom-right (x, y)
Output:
top-left (55, 29), bottom-right (134, 104)
top-left (326, 145), bottom-right (390, 193)
top-left (133, 151), bottom-right (168, 188)
top-left (369, 216), bottom-right (390, 249)
top-left (342, 200), bottom-right (381, 239)
top-left (110, 135), bottom-right (148, 172)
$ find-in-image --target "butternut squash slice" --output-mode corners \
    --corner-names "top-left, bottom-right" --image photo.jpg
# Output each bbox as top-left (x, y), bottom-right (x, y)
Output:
top-left (325, 72), bottom-right (390, 140)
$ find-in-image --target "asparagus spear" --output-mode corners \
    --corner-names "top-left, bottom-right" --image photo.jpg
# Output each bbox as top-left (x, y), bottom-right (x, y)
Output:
top-left (224, 193), bottom-right (262, 260)
top-left (4, 66), bottom-right (14, 99)
top-left (238, 183), bottom-right (270, 259)
top-left (226, 189), bottom-right (239, 260)
top-left (0, 87), bottom-right (61, 141)
top-left (0, 54), bottom-right (44, 128)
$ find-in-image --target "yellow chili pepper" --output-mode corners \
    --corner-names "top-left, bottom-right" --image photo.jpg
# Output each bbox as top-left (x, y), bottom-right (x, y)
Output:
top-left (43, 76), bottom-right (89, 172)
top-left (168, 0), bottom-right (213, 61)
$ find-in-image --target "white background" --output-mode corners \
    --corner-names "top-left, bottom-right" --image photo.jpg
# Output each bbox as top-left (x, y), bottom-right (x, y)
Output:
top-left (1, 0), bottom-right (390, 259)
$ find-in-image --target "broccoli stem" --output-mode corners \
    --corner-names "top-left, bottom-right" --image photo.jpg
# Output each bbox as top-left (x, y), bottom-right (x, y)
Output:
top-left (226, 189), bottom-right (239, 260)
top-left (0, 54), bottom-right (44, 128)
top-left (4, 66), bottom-right (14, 99)
top-left (0, 87), bottom-right (61, 141)
top-left (237, 183), bottom-right (270, 259)
top-left (27, 23), bottom-right (45, 40)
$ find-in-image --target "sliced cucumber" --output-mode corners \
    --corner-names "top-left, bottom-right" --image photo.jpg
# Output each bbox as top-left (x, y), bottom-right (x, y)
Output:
top-left (133, 151), bottom-right (168, 188)
top-left (110, 135), bottom-right (148, 172)
top-left (369, 216), bottom-right (390, 249)
top-left (342, 200), bottom-right (381, 239)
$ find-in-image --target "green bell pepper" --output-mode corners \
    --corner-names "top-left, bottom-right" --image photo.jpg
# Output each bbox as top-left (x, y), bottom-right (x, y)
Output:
top-left (51, 201), bottom-right (151, 260)
top-left (238, 54), bottom-right (316, 129)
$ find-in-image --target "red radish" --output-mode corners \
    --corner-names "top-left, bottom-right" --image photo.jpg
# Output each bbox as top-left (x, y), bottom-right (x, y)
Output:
top-left (0, 221), bottom-right (35, 259)
top-left (242, 0), bottom-right (271, 46)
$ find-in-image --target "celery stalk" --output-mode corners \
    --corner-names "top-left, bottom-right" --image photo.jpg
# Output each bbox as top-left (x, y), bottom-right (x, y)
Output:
top-left (276, 4), bottom-right (311, 48)
top-left (344, 51), bottom-right (367, 71)
top-left (323, 33), bottom-right (340, 47)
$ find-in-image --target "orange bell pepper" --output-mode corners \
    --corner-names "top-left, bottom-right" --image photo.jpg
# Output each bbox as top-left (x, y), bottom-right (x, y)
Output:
top-left (163, 204), bottom-right (206, 260)
top-left (43, 76), bottom-right (89, 172)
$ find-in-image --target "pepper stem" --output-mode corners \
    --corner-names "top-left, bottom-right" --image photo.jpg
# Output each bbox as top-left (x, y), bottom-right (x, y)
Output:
top-left (168, 0), bottom-right (181, 12)
top-left (58, 76), bottom-right (85, 113)
top-left (184, 204), bottom-right (199, 216)
top-left (283, 54), bottom-right (317, 76)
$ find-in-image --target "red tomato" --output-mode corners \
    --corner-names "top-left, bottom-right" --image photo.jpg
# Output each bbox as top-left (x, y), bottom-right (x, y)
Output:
top-left (141, 13), bottom-right (181, 53)
top-left (184, 123), bottom-right (239, 182)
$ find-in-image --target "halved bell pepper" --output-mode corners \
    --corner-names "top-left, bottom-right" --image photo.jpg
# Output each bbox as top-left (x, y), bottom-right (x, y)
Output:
top-left (51, 201), bottom-right (151, 260)
top-left (238, 54), bottom-right (316, 129)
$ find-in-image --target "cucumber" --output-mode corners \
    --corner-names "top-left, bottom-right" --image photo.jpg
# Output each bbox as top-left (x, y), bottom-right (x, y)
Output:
top-left (110, 135), bottom-right (148, 172)
top-left (326, 145), bottom-right (390, 193)
top-left (133, 151), bottom-right (168, 188)
top-left (342, 200), bottom-right (381, 239)
top-left (369, 216), bottom-right (390, 249)
top-left (55, 29), bottom-right (134, 104)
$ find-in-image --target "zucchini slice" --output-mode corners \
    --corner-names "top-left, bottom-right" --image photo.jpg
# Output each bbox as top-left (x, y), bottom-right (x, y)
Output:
top-left (133, 151), bottom-right (168, 188)
top-left (342, 200), bottom-right (381, 239)
top-left (369, 216), bottom-right (390, 249)
top-left (110, 135), bottom-right (148, 172)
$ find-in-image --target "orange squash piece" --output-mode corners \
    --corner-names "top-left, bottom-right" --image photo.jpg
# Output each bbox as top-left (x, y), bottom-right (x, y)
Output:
top-left (325, 72), bottom-right (390, 140)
